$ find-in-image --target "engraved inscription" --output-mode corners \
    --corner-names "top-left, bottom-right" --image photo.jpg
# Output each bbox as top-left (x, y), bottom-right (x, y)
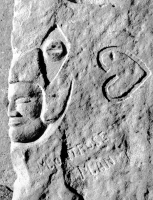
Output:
top-left (68, 131), bottom-right (109, 161)
top-left (37, 153), bottom-right (61, 175)
top-left (87, 155), bottom-right (115, 176)
top-left (77, 155), bottom-right (116, 179)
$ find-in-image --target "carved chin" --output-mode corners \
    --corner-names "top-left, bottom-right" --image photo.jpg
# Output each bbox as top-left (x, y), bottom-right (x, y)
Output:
top-left (9, 119), bottom-right (46, 143)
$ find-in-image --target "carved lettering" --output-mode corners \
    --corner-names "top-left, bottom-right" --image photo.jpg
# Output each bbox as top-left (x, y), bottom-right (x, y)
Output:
top-left (85, 138), bottom-right (95, 150)
top-left (77, 167), bottom-right (85, 180)
top-left (68, 148), bottom-right (75, 161)
top-left (91, 131), bottom-right (109, 148)
top-left (87, 159), bottom-right (100, 176)
top-left (37, 153), bottom-right (62, 175)
top-left (78, 155), bottom-right (116, 178)
top-left (67, 131), bottom-right (109, 162)
top-left (73, 145), bottom-right (81, 157)
top-left (68, 146), bottom-right (81, 160)
top-left (99, 132), bottom-right (109, 143)
top-left (77, 143), bottom-right (88, 155)
top-left (92, 134), bottom-right (102, 148)
top-left (96, 159), bottom-right (106, 172)
top-left (104, 156), bottom-right (115, 166)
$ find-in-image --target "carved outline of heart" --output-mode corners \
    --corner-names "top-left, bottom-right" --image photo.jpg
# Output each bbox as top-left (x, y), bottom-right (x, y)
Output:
top-left (97, 46), bottom-right (152, 103)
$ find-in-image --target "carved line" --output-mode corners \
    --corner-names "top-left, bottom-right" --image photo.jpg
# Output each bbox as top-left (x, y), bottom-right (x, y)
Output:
top-left (68, 0), bottom-right (109, 6)
top-left (41, 24), bottom-right (71, 86)
top-left (97, 46), bottom-right (117, 73)
top-left (87, 156), bottom-right (115, 176)
top-left (46, 80), bottom-right (73, 123)
top-left (75, 155), bottom-right (116, 179)
top-left (37, 155), bottom-right (61, 175)
top-left (38, 49), bottom-right (50, 88)
top-left (68, 131), bottom-right (109, 161)
top-left (119, 50), bottom-right (152, 100)
top-left (11, 78), bottom-right (74, 150)
top-left (41, 25), bottom-right (57, 45)
top-left (98, 47), bottom-right (152, 102)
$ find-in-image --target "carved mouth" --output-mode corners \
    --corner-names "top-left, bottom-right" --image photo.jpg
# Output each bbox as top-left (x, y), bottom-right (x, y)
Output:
top-left (8, 118), bottom-right (24, 127)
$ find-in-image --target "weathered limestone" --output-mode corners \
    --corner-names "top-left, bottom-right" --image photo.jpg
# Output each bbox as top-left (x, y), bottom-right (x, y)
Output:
top-left (7, 0), bottom-right (153, 199)
top-left (0, 185), bottom-right (13, 200)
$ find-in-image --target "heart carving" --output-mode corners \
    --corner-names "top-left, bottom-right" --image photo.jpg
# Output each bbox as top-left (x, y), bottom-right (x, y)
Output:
top-left (97, 47), bottom-right (151, 102)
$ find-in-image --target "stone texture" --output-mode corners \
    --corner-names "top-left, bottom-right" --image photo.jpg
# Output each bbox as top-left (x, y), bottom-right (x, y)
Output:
top-left (0, 0), bottom-right (16, 190)
top-left (7, 0), bottom-right (153, 199)
top-left (0, 185), bottom-right (13, 200)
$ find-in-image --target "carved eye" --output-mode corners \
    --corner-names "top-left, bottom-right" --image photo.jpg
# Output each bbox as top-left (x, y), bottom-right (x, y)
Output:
top-left (16, 97), bottom-right (31, 104)
top-left (46, 40), bottom-right (67, 62)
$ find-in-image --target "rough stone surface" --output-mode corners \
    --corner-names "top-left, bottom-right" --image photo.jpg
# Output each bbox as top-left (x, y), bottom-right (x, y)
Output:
top-left (0, 0), bottom-right (16, 190)
top-left (0, 185), bottom-right (13, 200)
top-left (7, 0), bottom-right (153, 199)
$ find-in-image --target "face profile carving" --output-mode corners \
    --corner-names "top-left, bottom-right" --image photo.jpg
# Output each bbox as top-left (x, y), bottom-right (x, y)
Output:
top-left (8, 82), bottom-right (46, 143)
top-left (7, 27), bottom-right (72, 143)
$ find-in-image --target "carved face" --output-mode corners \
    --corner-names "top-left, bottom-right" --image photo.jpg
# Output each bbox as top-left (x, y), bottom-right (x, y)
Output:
top-left (8, 82), bottom-right (46, 143)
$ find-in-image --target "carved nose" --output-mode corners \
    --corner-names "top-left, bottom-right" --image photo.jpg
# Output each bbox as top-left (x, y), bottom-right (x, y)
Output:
top-left (8, 101), bottom-right (21, 117)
